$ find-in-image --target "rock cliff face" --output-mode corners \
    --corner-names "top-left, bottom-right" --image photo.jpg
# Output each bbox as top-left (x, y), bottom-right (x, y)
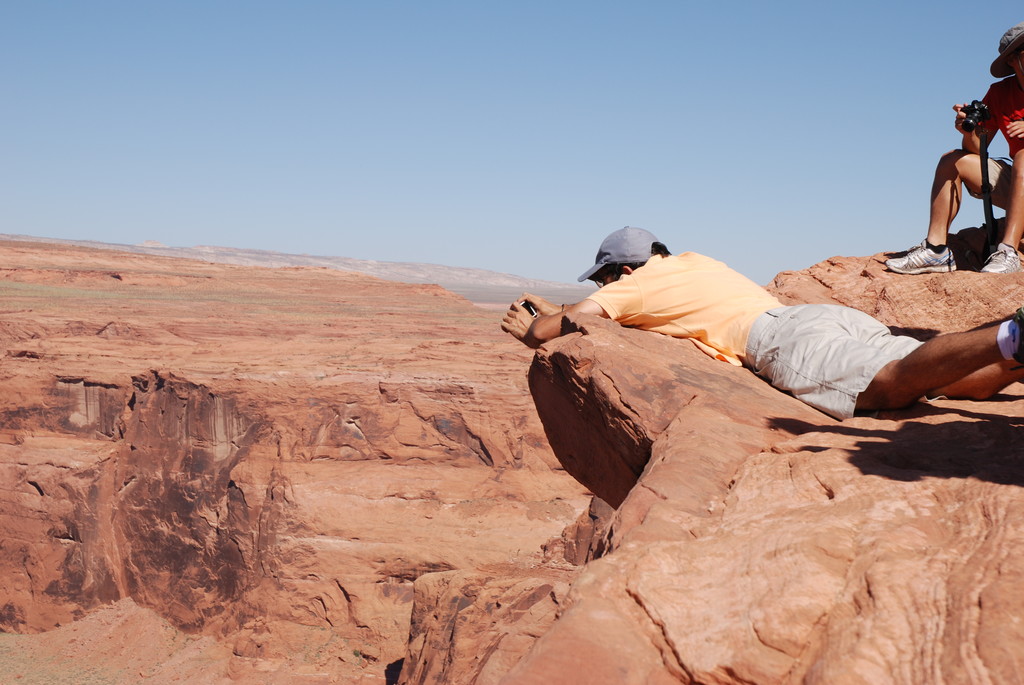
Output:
top-left (6, 232), bottom-right (1024, 684)
top-left (506, 233), bottom-right (1024, 684)
top-left (0, 240), bottom-right (590, 682)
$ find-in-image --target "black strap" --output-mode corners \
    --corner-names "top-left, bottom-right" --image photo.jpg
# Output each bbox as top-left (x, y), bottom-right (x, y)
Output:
top-left (980, 129), bottom-right (998, 253)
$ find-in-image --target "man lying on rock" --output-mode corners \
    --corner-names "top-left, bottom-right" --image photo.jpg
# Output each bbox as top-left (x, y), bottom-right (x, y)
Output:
top-left (501, 226), bottom-right (1024, 420)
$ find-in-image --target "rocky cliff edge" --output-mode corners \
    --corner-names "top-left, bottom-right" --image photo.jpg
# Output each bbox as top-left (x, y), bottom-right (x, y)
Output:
top-left (504, 229), bottom-right (1024, 684)
top-left (5, 231), bottom-right (1024, 684)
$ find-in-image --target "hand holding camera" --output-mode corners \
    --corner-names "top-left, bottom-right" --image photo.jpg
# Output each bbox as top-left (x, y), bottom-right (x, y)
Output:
top-left (959, 100), bottom-right (991, 132)
top-left (514, 293), bottom-right (561, 318)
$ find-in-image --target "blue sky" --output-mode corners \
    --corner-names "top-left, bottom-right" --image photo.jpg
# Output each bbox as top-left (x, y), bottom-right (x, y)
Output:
top-left (3, 3), bottom-right (1022, 285)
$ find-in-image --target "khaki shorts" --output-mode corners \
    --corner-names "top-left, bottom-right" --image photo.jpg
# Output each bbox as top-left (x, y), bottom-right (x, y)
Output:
top-left (744, 305), bottom-right (923, 420)
top-left (968, 158), bottom-right (1011, 202)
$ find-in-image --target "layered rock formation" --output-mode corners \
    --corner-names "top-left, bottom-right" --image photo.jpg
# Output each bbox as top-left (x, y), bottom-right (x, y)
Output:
top-left (0, 240), bottom-right (590, 682)
top-left (503, 231), bottom-right (1024, 684)
top-left (6, 230), bottom-right (1024, 684)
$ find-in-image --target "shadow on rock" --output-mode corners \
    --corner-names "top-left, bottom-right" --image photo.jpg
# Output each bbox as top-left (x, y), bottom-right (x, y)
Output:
top-left (771, 404), bottom-right (1024, 486)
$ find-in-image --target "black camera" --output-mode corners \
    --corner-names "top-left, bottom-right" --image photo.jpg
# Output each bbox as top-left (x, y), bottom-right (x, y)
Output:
top-left (961, 100), bottom-right (990, 133)
top-left (519, 300), bottom-right (538, 317)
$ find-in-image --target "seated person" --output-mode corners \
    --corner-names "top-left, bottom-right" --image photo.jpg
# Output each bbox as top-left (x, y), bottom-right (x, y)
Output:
top-left (887, 21), bottom-right (1024, 275)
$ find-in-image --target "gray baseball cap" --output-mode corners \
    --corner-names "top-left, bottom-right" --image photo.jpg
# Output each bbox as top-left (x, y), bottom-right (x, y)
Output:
top-left (991, 21), bottom-right (1024, 78)
top-left (577, 226), bottom-right (660, 282)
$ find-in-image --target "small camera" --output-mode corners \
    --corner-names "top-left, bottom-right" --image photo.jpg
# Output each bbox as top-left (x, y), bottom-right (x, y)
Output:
top-left (961, 100), bottom-right (990, 132)
top-left (519, 301), bottom-right (538, 317)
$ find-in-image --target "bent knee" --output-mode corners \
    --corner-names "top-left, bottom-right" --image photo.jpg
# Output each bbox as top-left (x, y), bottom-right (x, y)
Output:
top-left (950, 150), bottom-right (981, 173)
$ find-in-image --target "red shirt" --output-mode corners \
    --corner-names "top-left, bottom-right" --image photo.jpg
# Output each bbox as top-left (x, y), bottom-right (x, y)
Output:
top-left (982, 77), bottom-right (1024, 156)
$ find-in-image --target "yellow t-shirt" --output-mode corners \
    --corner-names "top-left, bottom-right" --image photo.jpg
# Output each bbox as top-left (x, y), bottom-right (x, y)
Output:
top-left (586, 252), bottom-right (783, 366)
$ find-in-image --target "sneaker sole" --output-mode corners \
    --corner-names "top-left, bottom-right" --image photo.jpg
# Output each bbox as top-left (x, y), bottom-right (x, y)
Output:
top-left (885, 263), bottom-right (956, 275)
top-left (980, 262), bottom-right (1023, 274)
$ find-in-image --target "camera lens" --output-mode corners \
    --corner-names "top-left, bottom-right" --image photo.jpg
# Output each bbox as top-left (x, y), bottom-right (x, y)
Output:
top-left (961, 100), bottom-right (989, 132)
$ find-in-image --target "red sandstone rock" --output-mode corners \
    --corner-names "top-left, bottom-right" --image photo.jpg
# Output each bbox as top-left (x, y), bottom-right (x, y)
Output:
top-left (0, 240), bottom-right (590, 683)
top-left (526, 315), bottom-right (825, 510)
top-left (399, 566), bottom-right (576, 685)
top-left (507, 233), bottom-right (1024, 684)
top-left (9, 231), bottom-right (1024, 684)
top-left (767, 227), bottom-right (1013, 336)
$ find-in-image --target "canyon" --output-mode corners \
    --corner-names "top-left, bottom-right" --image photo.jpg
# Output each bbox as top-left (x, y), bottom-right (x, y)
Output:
top-left (3, 227), bottom-right (1024, 684)
top-left (0, 239), bottom-right (591, 683)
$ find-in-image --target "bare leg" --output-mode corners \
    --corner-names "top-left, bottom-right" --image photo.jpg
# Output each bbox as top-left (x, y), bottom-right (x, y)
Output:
top-left (998, 150), bottom-right (1024, 248)
top-left (933, 358), bottom-right (1024, 399)
top-left (925, 150), bottom-right (1003, 246)
top-left (856, 325), bottom-right (1023, 411)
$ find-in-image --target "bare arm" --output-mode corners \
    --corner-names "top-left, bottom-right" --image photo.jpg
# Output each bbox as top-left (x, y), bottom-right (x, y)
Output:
top-left (1006, 120), bottom-right (1024, 140)
top-left (500, 293), bottom-right (610, 348)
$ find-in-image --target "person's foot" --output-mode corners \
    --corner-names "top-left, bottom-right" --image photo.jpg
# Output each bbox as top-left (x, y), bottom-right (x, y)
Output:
top-left (885, 241), bottom-right (956, 274)
top-left (980, 247), bottom-right (1022, 274)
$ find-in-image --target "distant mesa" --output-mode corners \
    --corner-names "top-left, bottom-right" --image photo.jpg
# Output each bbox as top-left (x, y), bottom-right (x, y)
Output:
top-left (0, 232), bottom-right (593, 308)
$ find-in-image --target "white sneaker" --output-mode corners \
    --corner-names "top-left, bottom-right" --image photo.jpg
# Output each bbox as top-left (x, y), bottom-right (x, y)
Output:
top-left (885, 241), bottom-right (956, 274)
top-left (980, 248), bottom-right (1022, 274)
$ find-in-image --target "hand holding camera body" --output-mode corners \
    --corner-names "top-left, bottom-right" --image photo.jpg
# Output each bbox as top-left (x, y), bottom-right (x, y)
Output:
top-left (961, 100), bottom-right (991, 132)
